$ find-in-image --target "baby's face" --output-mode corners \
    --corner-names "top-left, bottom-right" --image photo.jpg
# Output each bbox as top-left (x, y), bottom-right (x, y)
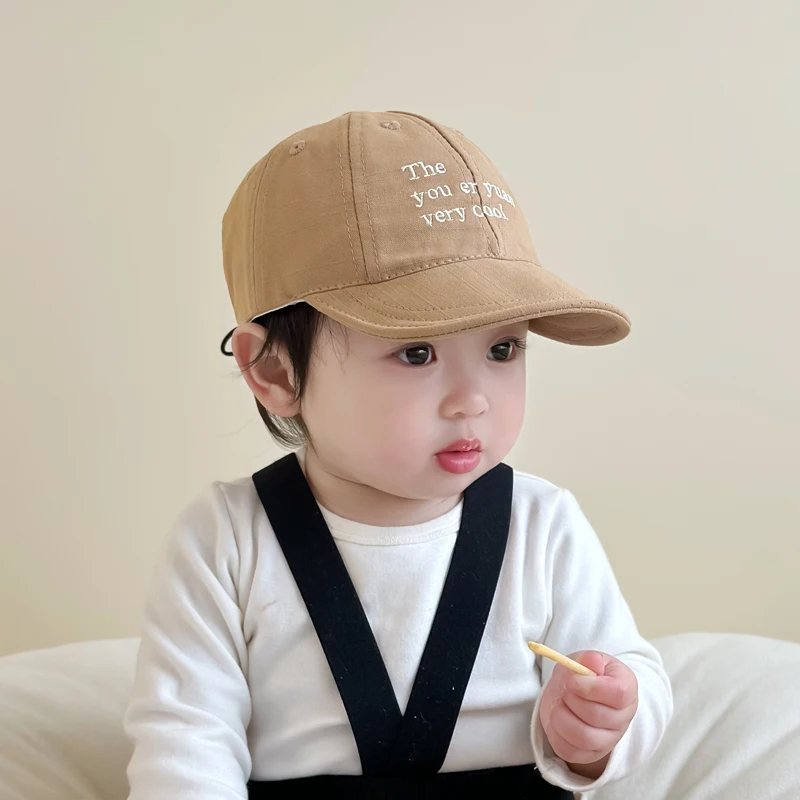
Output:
top-left (299, 320), bottom-right (529, 502)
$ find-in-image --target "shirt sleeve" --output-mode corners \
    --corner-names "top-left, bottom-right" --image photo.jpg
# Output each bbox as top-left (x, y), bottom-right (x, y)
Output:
top-left (530, 489), bottom-right (673, 793)
top-left (124, 484), bottom-right (252, 800)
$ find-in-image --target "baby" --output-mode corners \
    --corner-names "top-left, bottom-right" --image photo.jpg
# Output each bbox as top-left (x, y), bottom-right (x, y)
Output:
top-left (124, 110), bottom-right (673, 799)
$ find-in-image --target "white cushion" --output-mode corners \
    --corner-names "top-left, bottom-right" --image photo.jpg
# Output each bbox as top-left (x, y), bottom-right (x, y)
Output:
top-left (0, 633), bottom-right (799, 799)
top-left (0, 638), bottom-right (138, 800)
top-left (592, 633), bottom-right (800, 800)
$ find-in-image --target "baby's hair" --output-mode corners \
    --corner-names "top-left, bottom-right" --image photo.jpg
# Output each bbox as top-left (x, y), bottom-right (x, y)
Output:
top-left (246, 303), bottom-right (326, 448)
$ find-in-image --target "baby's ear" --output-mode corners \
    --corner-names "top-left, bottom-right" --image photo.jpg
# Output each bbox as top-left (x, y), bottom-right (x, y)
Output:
top-left (231, 323), bottom-right (300, 418)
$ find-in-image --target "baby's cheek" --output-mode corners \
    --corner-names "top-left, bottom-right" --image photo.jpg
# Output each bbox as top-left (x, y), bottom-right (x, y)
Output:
top-left (374, 392), bottom-right (428, 431)
top-left (382, 414), bottom-right (431, 456)
top-left (492, 395), bottom-right (526, 453)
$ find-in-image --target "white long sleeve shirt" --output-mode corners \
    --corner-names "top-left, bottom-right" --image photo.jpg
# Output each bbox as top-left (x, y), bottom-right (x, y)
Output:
top-left (124, 465), bottom-right (672, 798)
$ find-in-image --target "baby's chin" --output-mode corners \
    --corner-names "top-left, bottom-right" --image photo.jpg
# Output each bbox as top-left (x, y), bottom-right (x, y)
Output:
top-left (370, 456), bottom-right (501, 501)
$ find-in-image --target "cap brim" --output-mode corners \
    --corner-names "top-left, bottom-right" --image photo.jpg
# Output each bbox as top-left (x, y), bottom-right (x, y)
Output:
top-left (305, 258), bottom-right (630, 345)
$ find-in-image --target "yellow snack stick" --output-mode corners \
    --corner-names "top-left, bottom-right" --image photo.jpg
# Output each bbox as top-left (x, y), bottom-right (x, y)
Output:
top-left (527, 641), bottom-right (597, 677)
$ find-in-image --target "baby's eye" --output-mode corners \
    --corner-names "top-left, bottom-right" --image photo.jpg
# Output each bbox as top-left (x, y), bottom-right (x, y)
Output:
top-left (488, 340), bottom-right (515, 361)
top-left (397, 345), bottom-right (434, 366)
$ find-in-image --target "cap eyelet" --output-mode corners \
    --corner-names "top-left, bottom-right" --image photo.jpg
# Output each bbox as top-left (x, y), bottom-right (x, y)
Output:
top-left (381, 121), bottom-right (401, 130)
top-left (289, 140), bottom-right (306, 155)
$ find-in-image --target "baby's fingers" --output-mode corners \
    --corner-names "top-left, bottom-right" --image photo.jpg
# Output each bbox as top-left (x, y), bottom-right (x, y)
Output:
top-left (563, 691), bottom-right (635, 731)
top-left (571, 672), bottom-right (638, 710)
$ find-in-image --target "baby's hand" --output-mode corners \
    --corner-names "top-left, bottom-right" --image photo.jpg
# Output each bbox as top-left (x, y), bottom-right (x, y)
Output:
top-left (539, 651), bottom-right (638, 779)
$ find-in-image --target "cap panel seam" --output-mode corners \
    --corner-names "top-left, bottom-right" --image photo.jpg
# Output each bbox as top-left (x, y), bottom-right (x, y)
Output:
top-left (395, 113), bottom-right (499, 253)
top-left (439, 131), bottom-right (505, 250)
top-left (348, 113), bottom-right (373, 281)
top-left (250, 148), bottom-right (278, 313)
top-left (358, 114), bottom-right (381, 276)
top-left (337, 114), bottom-right (359, 278)
top-left (432, 123), bottom-right (503, 253)
top-left (394, 113), bottom-right (474, 187)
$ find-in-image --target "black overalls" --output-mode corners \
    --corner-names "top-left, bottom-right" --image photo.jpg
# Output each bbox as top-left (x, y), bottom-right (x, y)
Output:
top-left (248, 454), bottom-right (571, 799)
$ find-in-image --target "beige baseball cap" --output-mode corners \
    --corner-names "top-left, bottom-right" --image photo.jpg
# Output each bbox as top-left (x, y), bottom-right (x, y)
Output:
top-left (221, 110), bottom-right (630, 351)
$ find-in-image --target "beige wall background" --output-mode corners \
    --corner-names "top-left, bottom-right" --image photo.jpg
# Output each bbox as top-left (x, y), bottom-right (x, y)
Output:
top-left (1, 1), bottom-right (798, 656)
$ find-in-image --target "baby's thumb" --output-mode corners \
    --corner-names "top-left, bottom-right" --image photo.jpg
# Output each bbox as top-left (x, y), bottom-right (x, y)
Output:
top-left (573, 650), bottom-right (606, 677)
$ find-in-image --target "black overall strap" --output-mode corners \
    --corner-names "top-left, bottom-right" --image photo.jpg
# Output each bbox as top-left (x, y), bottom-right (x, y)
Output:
top-left (386, 461), bottom-right (512, 774)
top-left (252, 454), bottom-right (513, 777)
top-left (252, 454), bottom-right (402, 775)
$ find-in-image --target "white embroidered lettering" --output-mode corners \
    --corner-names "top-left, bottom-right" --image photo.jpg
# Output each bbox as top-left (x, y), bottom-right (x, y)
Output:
top-left (403, 161), bottom-right (448, 180)
top-left (411, 184), bottom-right (454, 208)
top-left (420, 207), bottom-right (467, 225)
top-left (402, 156), bottom-right (507, 227)
top-left (483, 182), bottom-right (515, 207)
top-left (473, 203), bottom-right (509, 220)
